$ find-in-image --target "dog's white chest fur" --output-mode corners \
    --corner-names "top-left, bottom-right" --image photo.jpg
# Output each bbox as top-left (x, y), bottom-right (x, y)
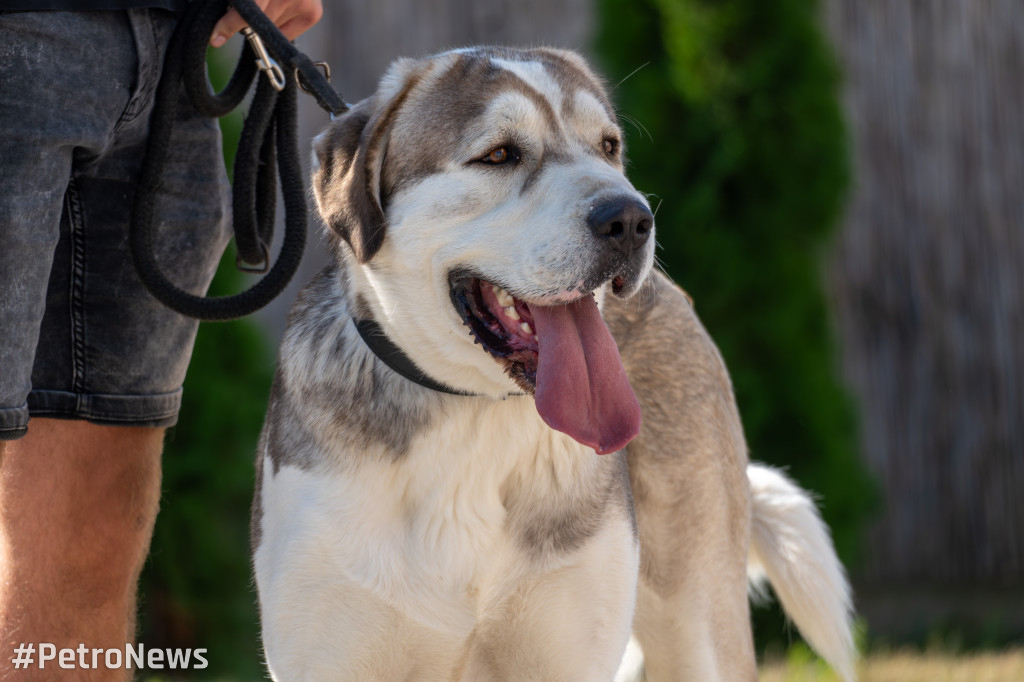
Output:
top-left (255, 390), bottom-right (639, 679)
top-left (258, 399), bottom-right (582, 628)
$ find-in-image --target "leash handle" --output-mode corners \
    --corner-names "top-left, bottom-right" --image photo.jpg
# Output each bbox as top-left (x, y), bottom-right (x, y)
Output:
top-left (130, 0), bottom-right (341, 321)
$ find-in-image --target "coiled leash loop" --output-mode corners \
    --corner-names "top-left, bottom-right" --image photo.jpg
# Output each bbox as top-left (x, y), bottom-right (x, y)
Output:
top-left (131, 0), bottom-right (348, 321)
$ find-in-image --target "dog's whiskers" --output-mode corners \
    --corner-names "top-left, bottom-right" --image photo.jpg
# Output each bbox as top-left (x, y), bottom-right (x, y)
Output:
top-left (614, 62), bottom-right (650, 90)
top-left (618, 113), bottom-right (654, 144)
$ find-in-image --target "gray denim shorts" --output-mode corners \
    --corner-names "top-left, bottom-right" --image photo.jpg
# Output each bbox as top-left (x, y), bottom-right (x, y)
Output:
top-left (0, 9), bottom-right (232, 440)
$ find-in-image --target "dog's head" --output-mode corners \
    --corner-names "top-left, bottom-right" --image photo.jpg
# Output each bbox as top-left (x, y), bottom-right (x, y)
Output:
top-left (312, 47), bottom-right (655, 454)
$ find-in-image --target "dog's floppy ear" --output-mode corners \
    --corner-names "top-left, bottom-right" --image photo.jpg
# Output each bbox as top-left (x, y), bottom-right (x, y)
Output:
top-left (312, 102), bottom-right (386, 263)
top-left (312, 61), bottom-right (420, 263)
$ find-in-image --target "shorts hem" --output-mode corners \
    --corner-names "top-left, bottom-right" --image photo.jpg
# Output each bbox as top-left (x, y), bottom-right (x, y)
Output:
top-left (26, 388), bottom-right (182, 429)
top-left (0, 403), bottom-right (30, 441)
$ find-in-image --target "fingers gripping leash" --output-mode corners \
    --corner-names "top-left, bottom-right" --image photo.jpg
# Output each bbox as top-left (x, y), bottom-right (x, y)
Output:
top-left (130, 0), bottom-right (349, 321)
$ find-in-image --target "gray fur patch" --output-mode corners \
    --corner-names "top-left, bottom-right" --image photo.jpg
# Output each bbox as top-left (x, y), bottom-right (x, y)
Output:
top-left (264, 265), bottom-right (441, 472)
top-left (250, 432), bottom-right (264, 551)
top-left (503, 450), bottom-right (636, 559)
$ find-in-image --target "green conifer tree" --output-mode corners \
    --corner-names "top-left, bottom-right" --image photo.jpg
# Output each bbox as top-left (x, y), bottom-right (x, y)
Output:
top-left (596, 0), bottom-right (875, 646)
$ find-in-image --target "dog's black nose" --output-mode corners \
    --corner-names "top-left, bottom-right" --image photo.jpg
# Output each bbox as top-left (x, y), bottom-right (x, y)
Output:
top-left (587, 197), bottom-right (654, 255)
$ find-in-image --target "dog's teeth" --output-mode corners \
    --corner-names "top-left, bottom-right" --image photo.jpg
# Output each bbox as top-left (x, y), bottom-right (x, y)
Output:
top-left (520, 322), bottom-right (533, 335)
top-left (496, 288), bottom-right (514, 307)
top-left (505, 306), bottom-right (520, 320)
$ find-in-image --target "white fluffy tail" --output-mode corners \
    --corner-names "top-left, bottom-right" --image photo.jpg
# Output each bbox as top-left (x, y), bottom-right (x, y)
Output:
top-left (747, 464), bottom-right (857, 682)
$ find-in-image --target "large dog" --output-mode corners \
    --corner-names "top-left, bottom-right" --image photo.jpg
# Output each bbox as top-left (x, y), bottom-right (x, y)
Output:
top-left (253, 47), bottom-right (856, 681)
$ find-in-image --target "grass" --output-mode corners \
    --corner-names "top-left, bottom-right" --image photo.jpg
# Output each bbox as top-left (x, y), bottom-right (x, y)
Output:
top-left (137, 647), bottom-right (1024, 681)
top-left (137, 640), bottom-right (1024, 681)
top-left (759, 643), bottom-right (1024, 682)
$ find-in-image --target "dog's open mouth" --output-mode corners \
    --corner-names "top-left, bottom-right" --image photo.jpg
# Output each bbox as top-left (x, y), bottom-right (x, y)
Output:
top-left (450, 276), bottom-right (540, 391)
top-left (450, 275), bottom-right (641, 455)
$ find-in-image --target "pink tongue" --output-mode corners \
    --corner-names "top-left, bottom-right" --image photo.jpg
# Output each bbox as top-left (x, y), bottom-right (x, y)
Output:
top-left (531, 295), bottom-right (641, 454)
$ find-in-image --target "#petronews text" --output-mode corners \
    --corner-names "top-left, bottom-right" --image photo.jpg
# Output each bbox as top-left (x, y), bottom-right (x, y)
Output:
top-left (10, 642), bottom-right (208, 670)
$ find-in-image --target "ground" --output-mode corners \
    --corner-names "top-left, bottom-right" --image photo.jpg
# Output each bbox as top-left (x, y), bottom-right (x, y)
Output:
top-left (759, 645), bottom-right (1024, 682)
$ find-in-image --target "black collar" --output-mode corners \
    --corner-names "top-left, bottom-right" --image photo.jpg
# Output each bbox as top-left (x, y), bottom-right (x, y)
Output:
top-left (353, 318), bottom-right (476, 397)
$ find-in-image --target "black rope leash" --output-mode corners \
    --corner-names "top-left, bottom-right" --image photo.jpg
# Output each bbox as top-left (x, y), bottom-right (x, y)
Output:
top-left (131, 0), bottom-right (348, 321)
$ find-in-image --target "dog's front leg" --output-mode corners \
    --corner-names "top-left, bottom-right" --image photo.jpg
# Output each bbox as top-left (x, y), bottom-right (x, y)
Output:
top-left (455, 516), bottom-right (639, 682)
top-left (625, 431), bottom-right (756, 682)
top-left (608, 274), bottom-right (758, 682)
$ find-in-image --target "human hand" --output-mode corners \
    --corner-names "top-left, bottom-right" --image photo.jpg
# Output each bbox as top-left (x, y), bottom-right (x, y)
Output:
top-left (210, 0), bottom-right (324, 47)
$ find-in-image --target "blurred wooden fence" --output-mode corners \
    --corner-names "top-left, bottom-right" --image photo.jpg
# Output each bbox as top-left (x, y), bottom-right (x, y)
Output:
top-left (824, 0), bottom-right (1024, 589)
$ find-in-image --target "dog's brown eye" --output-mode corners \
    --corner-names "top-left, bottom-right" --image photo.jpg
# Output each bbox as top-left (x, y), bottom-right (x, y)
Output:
top-left (481, 147), bottom-right (513, 164)
top-left (603, 138), bottom-right (619, 156)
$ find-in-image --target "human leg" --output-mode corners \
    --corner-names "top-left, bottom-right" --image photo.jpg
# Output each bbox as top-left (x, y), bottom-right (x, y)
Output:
top-left (0, 9), bottom-right (230, 677)
top-left (0, 421), bottom-right (162, 682)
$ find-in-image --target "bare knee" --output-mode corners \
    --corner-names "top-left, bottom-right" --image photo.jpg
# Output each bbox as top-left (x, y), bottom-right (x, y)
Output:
top-left (0, 419), bottom-right (163, 610)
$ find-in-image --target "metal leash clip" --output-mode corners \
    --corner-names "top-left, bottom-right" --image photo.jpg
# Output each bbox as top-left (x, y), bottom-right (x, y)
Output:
top-left (241, 26), bottom-right (286, 91)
